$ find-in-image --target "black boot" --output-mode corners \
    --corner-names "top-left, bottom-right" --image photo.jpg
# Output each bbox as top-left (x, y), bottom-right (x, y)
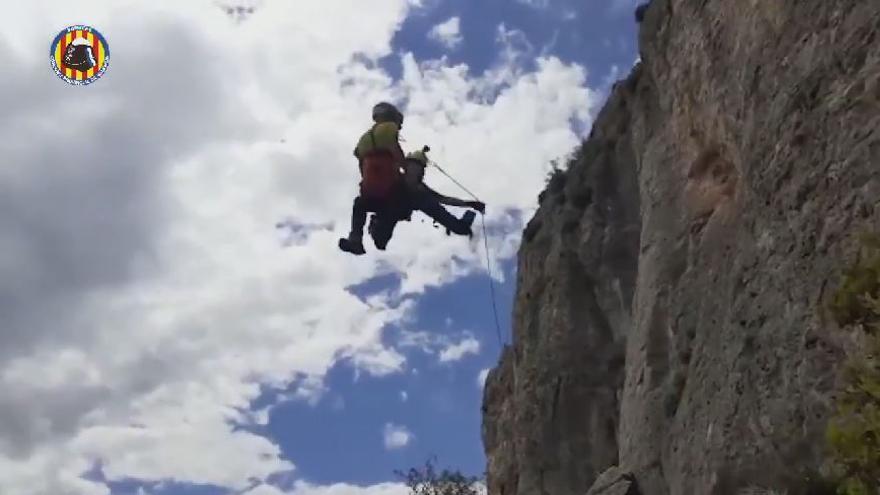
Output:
top-left (462, 210), bottom-right (476, 228)
top-left (338, 233), bottom-right (366, 255)
top-left (446, 210), bottom-right (477, 237)
top-left (461, 210), bottom-right (476, 238)
top-left (369, 214), bottom-right (400, 251)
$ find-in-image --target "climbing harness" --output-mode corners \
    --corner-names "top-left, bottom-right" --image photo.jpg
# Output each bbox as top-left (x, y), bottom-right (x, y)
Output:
top-left (425, 148), bottom-right (507, 349)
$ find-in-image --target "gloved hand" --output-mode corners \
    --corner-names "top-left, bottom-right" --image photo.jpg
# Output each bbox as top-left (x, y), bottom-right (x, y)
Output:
top-left (468, 201), bottom-right (486, 214)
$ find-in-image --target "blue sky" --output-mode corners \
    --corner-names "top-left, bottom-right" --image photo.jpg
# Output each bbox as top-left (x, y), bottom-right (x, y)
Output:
top-left (2, 1), bottom-right (642, 494)
top-left (386, 0), bottom-right (639, 86)
top-left (268, 262), bottom-right (517, 485)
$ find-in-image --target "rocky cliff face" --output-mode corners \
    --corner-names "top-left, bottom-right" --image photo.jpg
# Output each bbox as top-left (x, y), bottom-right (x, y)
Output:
top-left (482, 1), bottom-right (880, 494)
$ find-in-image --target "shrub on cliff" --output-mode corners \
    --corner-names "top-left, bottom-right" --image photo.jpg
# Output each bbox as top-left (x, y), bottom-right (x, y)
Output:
top-left (538, 158), bottom-right (568, 204)
top-left (825, 232), bottom-right (880, 495)
top-left (828, 233), bottom-right (880, 327)
top-left (394, 457), bottom-right (485, 495)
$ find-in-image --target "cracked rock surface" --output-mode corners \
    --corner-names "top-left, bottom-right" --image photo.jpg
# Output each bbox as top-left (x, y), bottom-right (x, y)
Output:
top-left (482, 0), bottom-right (880, 493)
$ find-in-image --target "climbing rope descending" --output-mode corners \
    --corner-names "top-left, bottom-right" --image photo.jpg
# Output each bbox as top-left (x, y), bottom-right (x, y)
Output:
top-left (430, 158), bottom-right (506, 349)
top-left (480, 214), bottom-right (506, 349)
top-left (430, 162), bottom-right (483, 209)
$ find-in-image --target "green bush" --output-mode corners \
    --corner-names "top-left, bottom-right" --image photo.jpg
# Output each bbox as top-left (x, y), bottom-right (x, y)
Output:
top-left (828, 233), bottom-right (880, 328)
top-left (538, 158), bottom-right (567, 204)
top-left (545, 159), bottom-right (567, 189)
top-left (394, 457), bottom-right (484, 495)
top-left (738, 487), bottom-right (790, 495)
top-left (825, 233), bottom-right (880, 495)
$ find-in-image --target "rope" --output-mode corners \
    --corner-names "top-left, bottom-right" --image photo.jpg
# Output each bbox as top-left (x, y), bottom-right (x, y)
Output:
top-left (480, 214), bottom-right (506, 349)
top-left (429, 159), bottom-right (506, 349)
top-left (429, 162), bottom-right (483, 207)
top-left (430, 155), bottom-right (519, 430)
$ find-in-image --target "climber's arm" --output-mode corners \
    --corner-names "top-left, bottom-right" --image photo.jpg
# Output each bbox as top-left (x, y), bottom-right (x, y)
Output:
top-left (436, 193), bottom-right (471, 208)
top-left (392, 130), bottom-right (405, 164)
top-left (353, 147), bottom-right (364, 174)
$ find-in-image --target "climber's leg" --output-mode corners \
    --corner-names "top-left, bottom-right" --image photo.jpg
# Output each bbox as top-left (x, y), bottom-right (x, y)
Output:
top-left (414, 196), bottom-right (475, 237)
top-left (369, 213), bottom-right (401, 250)
top-left (339, 195), bottom-right (386, 255)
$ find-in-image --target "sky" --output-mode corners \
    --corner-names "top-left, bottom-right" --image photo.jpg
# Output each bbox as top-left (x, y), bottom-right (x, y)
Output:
top-left (0, 1), bottom-right (641, 494)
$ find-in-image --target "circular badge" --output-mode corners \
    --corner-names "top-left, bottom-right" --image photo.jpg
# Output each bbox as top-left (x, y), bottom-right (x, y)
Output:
top-left (50, 25), bottom-right (110, 86)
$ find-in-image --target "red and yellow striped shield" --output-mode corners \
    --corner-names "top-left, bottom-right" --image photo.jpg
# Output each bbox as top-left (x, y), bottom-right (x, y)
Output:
top-left (50, 25), bottom-right (110, 86)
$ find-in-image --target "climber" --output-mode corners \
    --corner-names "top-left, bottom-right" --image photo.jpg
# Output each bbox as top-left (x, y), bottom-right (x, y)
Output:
top-left (338, 102), bottom-right (407, 255)
top-left (366, 147), bottom-right (486, 252)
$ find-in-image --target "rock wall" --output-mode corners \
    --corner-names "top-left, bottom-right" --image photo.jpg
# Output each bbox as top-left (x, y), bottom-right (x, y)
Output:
top-left (482, 69), bottom-right (643, 495)
top-left (482, 0), bottom-right (880, 493)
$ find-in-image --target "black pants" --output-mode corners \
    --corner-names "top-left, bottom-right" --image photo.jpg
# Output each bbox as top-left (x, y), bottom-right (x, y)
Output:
top-left (365, 192), bottom-right (472, 250)
top-left (409, 193), bottom-right (472, 235)
top-left (349, 195), bottom-right (396, 238)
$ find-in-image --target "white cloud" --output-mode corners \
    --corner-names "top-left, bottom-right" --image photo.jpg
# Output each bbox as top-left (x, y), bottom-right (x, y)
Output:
top-left (244, 485), bottom-right (289, 495)
top-left (438, 335), bottom-right (481, 363)
top-left (73, 419), bottom-right (290, 490)
top-left (428, 16), bottom-right (462, 49)
top-left (382, 423), bottom-right (413, 450)
top-left (400, 391), bottom-right (408, 402)
top-left (397, 330), bottom-right (482, 363)
top-left (249, 406), bottom-right (272, 426)
top-left (396, 330), bottom-right (436, 352)
top-left (407, 0), bottom-right (442, 15)
top-left (0, 2), bottom-right (599, 494)
top-left (516, 0), bottom-right (550, 8)
top-left (290, 481), bottom-right (411, 495)
top-left (515, 0), bottom-right (582, 23)
top-left (244, 482), bottom-right (411, 495)
top-left (477, 368), bottom-right (491, 388)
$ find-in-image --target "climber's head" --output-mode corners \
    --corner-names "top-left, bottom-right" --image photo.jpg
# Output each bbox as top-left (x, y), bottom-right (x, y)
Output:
top-left (372, 102), bottom-right (403, 127)
top-left (405, 150), bottom-right (428, 167)
top-left (403, 149), bottom-right (429, 184)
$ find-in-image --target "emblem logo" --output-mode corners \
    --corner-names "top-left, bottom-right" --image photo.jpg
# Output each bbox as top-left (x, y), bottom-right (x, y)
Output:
top-left (50, 25), bottom-right (110, 86)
